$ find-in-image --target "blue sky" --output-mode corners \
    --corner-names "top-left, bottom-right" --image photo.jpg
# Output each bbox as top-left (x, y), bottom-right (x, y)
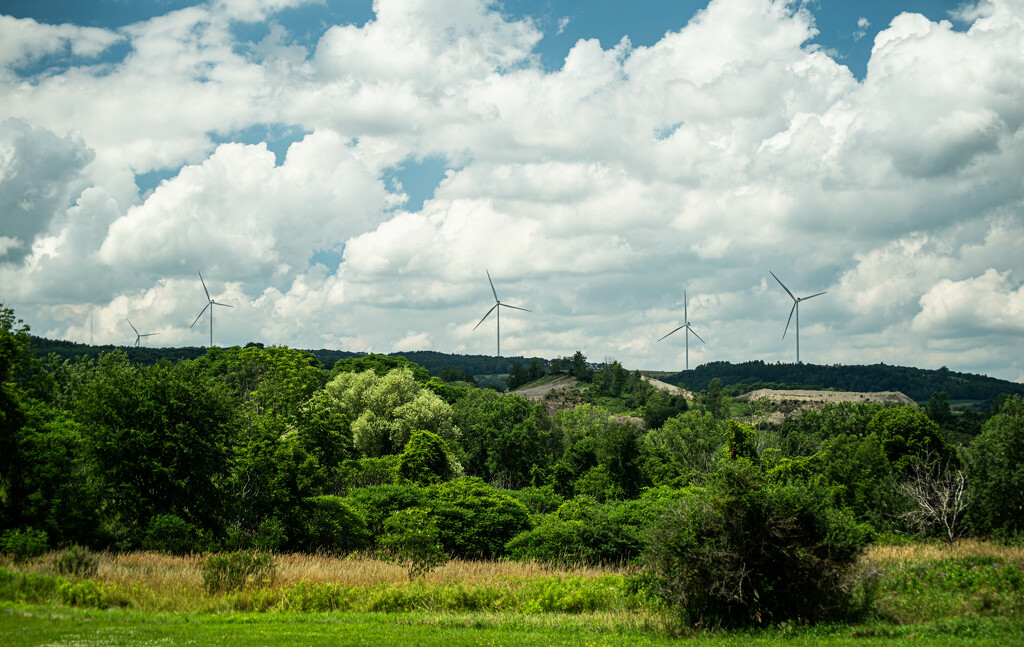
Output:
top-left (1, 0), bottom-right (1021, 382)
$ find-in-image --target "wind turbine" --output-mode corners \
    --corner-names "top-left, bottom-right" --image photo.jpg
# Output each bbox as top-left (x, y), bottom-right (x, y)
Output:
top-left (127, 320), bottom-right (158, 347)
top-left (770, 271), bottom-right (826, 364)
top-left (658, 289), bottom-right (705, 371)
top-left (190, 270), bottom-right (232, 347)
top-left (473, 269), bottom-right (530, 357)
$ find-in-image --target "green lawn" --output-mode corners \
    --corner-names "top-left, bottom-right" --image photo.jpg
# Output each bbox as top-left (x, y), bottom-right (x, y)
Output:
top-left (2, 605), bottom-right (1022, 647)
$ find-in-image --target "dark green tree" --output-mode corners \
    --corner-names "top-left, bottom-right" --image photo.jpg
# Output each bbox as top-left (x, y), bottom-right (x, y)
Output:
top-left (967, 395), bottom-right (1024, 536)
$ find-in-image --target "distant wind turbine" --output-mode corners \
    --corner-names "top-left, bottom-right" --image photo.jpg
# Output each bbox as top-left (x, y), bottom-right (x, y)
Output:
top-left (658, 289), bottom-right (705, 371)
top-left (127, 319), bottom-right (158, 347)
top-left (190, 270), bottom-right (232, 347)
top-left (770, 271), bottom-right (826, 364)
top-left (473, 269), bottom-right (530, 357)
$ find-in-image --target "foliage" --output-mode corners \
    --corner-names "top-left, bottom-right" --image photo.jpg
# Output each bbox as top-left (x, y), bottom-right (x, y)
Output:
top-left (142, 514), bottom-right (203, 555)
top-left (202, 550), bottom-right (277, 593)
top-left (398, 430), bottom-right (457, 484)
top-left (506, 492), bottom-right (679, 565)
top-left (73, 353), bottom-right (237, 544)
top-left (331, 354), bottom-right (431, 382)
top-left (643, 460), bottom-right (870, 627)
top-left (53, 544), bottom-right (99, 578)
top-left (867, 406), bottom-right (949, 472)
top-left (293, 495), bottom-right (370, 555)
top-left (378, 507), bottom-right (448, 579)
top-left (319, 368), bottom-right (458, 458)
top-left (0, 527), bottom-right (48, 561)
top-left (452, 389), bottom-right (554, 488)
top-left (343, 483), bottom-right (428, 540)
top-left (967, 395), bottom-right (1024, 537)
top-left (642, 411), bottom-right (727, 487)
top-left (426, 477), bottom-right (532, 558)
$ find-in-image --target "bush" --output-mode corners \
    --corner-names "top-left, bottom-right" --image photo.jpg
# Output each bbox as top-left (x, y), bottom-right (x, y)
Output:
top-left (142, 514), bottom-right (203, 555)
top-left (1, 527), bottom-right (48, 562)
top-left (53, 544), bottom-right (99, 578)
top-left (398, 430), bottom-right (455, 484)
top-left (378, 508), bottom-right (448, 579)
top-left (202, 551), bottom-right (277, 593)
top-left (426, 477), bottom-right (532, 558)
top-left (643, 460), bottom-right (869, 627)
top-left (294, 496), bottom-right (370, 554)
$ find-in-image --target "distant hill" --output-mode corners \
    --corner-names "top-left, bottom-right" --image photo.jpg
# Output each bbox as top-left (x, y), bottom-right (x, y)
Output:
top-left (31, 337), bottom-right (545, 380)
top-left (664, 360), bottom-right (1024, 404)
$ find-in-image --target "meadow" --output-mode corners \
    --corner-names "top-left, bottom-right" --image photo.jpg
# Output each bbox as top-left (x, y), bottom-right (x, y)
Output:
top-left (1, 541), bottom-right (1022, 646)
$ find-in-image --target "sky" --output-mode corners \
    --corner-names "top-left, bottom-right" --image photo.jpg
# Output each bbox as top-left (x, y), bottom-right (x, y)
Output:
top-left (0, 0), bottom-right (1022, 382)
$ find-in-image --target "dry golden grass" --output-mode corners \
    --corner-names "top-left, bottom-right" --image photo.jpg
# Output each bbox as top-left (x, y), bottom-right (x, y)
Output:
top-left (864, 539), bottom-right (1024, 565)
top-left (16, 551), bottom-right (624, 593)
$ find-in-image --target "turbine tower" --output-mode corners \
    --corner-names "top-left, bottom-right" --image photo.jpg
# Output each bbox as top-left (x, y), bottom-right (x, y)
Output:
top-left (127, 320), bottom-right (158, 347)
top-left (770, 271), bottom-right (826, 364)
top-left (658, 289), bottom-right (705, 371)
top-left (190, 270), bottom-right (232, 347)
top-left (473, 269), bottom-right (530, 357)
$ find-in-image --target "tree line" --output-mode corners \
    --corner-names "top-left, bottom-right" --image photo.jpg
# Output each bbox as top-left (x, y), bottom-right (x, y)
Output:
top-left (4, 304), bottom-right (1024, 626)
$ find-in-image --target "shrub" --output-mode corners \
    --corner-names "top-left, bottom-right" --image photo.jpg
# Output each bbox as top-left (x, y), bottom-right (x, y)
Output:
top-left (202, 551), bottom-right (277, 593)
top-left (254, 517), bottom-right (288, 551)
top-left (142, 514), bottom-right (203, 555)
top-left (398, 430), bottom-right (455, 484)
top-left (1, 527), bottom-right (48, 562)
top-left (426, 477), bottom-right (532, 558)
top-left (53, 544), bottom-right (99, 578)
top-left (293, 496), bottom-right (370, 554)
top-left (378, 507), bottom-right (448, 579)
top-left (643, 460), bottom-right (869, 627)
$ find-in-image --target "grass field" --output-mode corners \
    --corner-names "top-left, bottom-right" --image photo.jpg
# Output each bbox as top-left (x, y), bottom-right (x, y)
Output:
top-left (1, 541), bottom-right (1021, 646)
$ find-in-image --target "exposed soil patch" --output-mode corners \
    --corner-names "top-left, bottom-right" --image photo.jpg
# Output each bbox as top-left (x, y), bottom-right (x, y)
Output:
top-left (642, 376), bottom-right (694, 400)
top-left (512, 375), bottom-right (583, 416)
top-left (737, 388), bottom-right (916, 424)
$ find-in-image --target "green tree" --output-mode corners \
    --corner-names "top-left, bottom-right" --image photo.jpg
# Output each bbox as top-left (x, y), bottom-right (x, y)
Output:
top-left (506, 361), bottom-right (529, 390)
top-left (398, 430), bottom-right (457, 485)
top-left (76, 354), bottom-right (237, 545)
top-left (703, 377), bottom-right (726, 419)
top-left (453, 389), bottom-right (553, 488)
top-left (379, 507), bottom-right (448, 579)
top-left (926, 391), bottom-right (953, 426)
top-left (571, 351), bottom-right (592, 382)
top-left (867, 406), bottom-right (948, 473)
top-left (318, 368), bottom-right (458, 458)
top-left (967, 395), bottom-right (1024, 536)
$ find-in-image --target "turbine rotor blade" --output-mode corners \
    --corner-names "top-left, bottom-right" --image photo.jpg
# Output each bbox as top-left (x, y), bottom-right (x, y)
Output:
top-left (485, 269), bottom-right (498, 302)
top-left (127, 320), bottom-right (139, 335)
top-left (688, 326), bottom-right (706, 344)
top-left (783, 302), bottom-right (796, 339)
top-left (801, 290), bottom-right (827, 301)
top-left (213, 302), bottom-right (233, 308)
top-left (198, 271), bottom-right (211, 302)
top-left (684, 289), bottom-right (688, 323)
top-left (770, 270), bottom-right (796, 302)
top-left (658, 325), bottom-right (685, 341)
top-left (500, 304), bottom-right (531, 312)
top-left (473, 304), bottom-right (498, 330)
top-left (191, 303), bottom-right (211, 328)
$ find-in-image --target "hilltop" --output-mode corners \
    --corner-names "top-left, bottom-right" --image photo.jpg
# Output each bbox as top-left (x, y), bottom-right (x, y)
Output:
top-left (664, 360), bottom-right (1024, 405)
